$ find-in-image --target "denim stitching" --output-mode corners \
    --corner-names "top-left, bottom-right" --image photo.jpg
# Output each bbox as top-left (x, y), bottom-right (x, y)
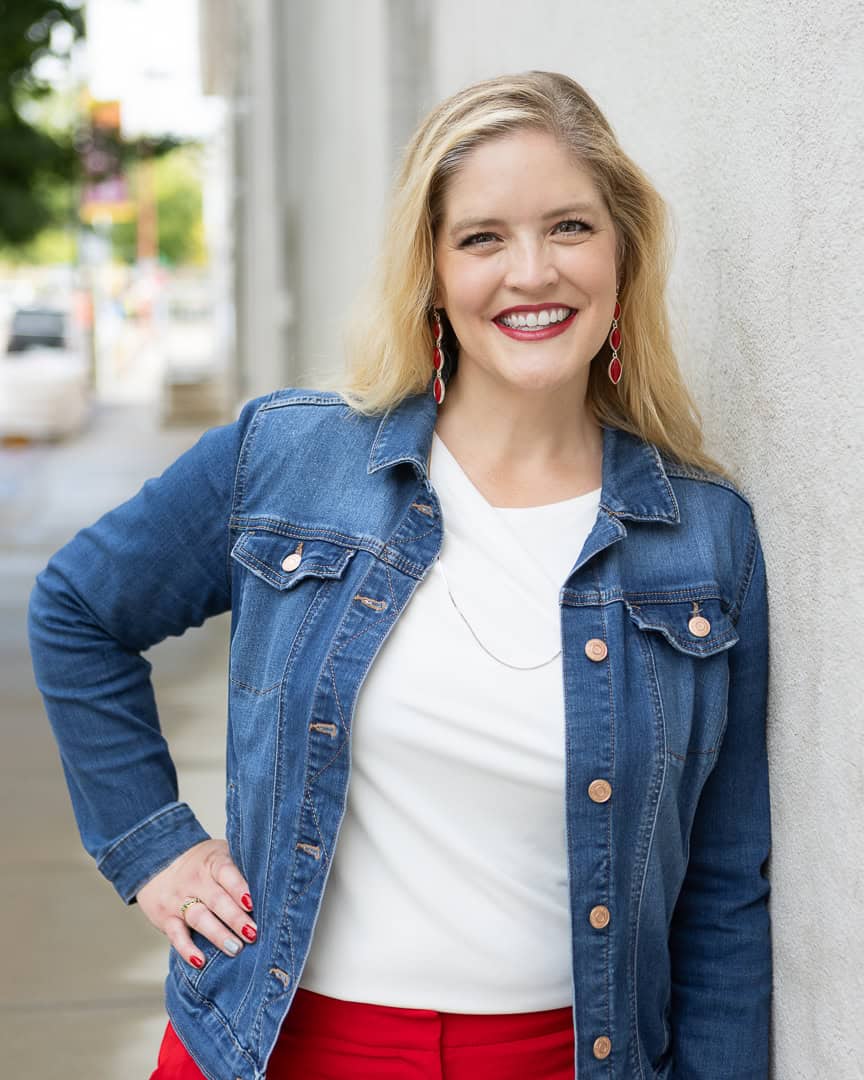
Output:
top-left (307, 797), bottom-right (329, 865)
top-left (232, 394), bottom-right (273, 516)
top-left (629, 621), bottom-right (668, 1080)
top-left (96, 801), bottom-right (188, 867)
top-left (730, 512), bottom-right (759, 623)
top-left (667, 746), bottom-right (717, 763)
top-left (229, 519), bottom-right (369, 550)
top-left (331, 603), bottom-right (391, 658)
top-left (562, 586), bottom-right (729, 606)
top-left (230, 574), bottom-right (330, 695)
top-left (289, 794), bottom-right (327, 904)
top-left (326, 656), bottom-right (349, 735)
top-left (260, 391), bottom-right (347, 410)
top-left (386, 520), bottom-right (439, 546)
top-left (232, 540), bottom-right (354, 587)
top-left (368, 404), bottom-right (396, 468)
top-left (229, 519), bottom-right (429, 579)
top-left (664, 462), bottom-right (755, 507)
top-left (285, 920), bottom-right (296, 983)
top-left (170, 973), bottom-right (258, 1071)
top-left (229, 676), bottom-right (281, 696)
top-left (303, 664), bottom-right (350, 782)
top-left (383, 561), bottom-right (399, 610)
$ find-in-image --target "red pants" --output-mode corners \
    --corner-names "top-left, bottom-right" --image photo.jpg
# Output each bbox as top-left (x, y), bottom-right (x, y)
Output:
top-left (151, 987), bottom-right (575, 1079)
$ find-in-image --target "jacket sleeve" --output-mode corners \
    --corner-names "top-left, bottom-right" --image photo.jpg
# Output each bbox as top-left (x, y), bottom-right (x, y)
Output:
top-left (668, 516), bottom-right (772, 1079)
top-left (28, 396), bottom-right (265, 904)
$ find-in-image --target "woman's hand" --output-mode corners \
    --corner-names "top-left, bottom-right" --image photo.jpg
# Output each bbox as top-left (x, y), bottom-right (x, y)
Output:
top-left (136, 839), bottom-right (257, 970)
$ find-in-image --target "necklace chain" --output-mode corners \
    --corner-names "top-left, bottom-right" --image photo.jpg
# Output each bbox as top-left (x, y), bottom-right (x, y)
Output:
top-left (428, 436), bottom-right (562, 671)
top-left (435, 555), bottom-right (562, 671)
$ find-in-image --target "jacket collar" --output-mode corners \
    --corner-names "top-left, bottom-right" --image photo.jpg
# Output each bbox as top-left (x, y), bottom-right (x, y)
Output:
top-left (368, 389), bottom-right (679, 526)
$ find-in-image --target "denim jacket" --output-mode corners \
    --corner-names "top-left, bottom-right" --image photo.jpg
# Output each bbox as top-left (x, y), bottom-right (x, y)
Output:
top-left (29, 387), bottom-right (771, 1080)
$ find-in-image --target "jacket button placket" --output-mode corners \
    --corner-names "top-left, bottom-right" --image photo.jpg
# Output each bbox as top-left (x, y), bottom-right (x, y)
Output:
top-left (579, 631), bottom-right (614, 1073)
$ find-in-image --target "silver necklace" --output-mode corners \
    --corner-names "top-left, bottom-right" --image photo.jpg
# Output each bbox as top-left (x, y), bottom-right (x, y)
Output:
top-left (435, 554), bottom-right (562, 671)
top-left (428, 435), bottom-right (562, 671)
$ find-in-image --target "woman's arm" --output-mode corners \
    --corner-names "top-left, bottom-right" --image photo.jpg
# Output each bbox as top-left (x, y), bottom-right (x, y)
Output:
top-left (668, 518), bottom-right (772, 1079)
top-left (28, 397), bottom-right (264, 904)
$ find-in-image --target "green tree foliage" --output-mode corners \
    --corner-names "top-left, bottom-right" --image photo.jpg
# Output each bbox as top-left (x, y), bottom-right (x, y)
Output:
top-left (0, 1), bottom-right (85, 246)
top-left (112, 145), bottom-right (207, 266)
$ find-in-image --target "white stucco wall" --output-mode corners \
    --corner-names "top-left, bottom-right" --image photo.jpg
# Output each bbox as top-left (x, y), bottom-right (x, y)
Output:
top-left (228, 1), bottom-right (863, 1073)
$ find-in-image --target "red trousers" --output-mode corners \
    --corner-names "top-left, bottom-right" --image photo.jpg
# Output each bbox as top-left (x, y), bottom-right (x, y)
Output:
top-left (151, 987), bottom-right (575, 1079)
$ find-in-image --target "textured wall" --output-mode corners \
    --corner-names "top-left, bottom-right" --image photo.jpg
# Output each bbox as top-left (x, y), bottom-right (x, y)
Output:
top-left (274, 1), bottom-right (391, 391)
top-left (429, 2), bottom-right (863, 1075)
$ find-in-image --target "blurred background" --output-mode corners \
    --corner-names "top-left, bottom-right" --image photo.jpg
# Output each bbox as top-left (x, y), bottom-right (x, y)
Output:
top-left (0, 1), bottom-right (860, 1077)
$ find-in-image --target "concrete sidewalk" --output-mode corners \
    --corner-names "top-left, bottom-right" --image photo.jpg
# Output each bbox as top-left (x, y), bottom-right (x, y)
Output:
top-left (1, 405), bottom-right (231, 1078)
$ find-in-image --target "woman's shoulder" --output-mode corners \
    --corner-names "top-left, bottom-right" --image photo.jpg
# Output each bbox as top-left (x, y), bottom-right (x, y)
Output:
top-left (258, 386), bottom-right (350, 409)
top-left (233, 386), bottom-right (372, 445)
top-left (607, 425), bottom-right (757, 527)
top-left (660, 454), bottom-right (754, 516)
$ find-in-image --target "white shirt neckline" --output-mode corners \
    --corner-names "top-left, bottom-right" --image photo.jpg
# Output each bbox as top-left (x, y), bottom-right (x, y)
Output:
top-left (431, 431), bottom-right (601, 512)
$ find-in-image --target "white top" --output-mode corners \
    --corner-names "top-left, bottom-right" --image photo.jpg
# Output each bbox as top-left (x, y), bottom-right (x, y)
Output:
top-left (299, 431), bottom-right (601, 1012)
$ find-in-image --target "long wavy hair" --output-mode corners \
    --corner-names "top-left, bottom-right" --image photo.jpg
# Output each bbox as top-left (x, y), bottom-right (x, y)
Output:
top-left (326, 71), bottom-right (725, 476)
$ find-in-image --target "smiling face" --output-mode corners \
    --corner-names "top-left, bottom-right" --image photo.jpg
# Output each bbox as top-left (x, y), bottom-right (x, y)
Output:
top-left (433, 129), bottom-right (620, 398)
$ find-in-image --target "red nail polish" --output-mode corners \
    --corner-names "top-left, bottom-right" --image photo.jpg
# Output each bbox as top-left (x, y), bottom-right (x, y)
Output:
top-left (241, 924), bottom-right (257, 943)
top-left (189, 955), bottom-right (204, 969)
top-left (241, 893), bottom-right (253, 912)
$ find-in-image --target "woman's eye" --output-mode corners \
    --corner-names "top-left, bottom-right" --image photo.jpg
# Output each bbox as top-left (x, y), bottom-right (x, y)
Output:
top-left (459, 232), bottom-right (499, 248)
top-left (554, 218), bottom-right (591, 236)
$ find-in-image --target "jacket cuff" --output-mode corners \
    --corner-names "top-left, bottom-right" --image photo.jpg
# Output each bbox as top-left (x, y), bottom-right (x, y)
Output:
top-left (96, 801), bottom-right (211, 904)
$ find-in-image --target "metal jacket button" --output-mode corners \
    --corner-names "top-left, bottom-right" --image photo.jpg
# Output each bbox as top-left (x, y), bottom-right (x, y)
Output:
top-left (593, 1035), bottom-right (612, 1059)
top-left (585, 638), bottom-right (608, 662)
top-left (688, 615), bottom-right (711, 637)
top-left (588, 779), bottom-right (612, 803)
top-left (281, 541), bottom-right (304, 572)
top-left (589, 904), bottom-right (610, 929)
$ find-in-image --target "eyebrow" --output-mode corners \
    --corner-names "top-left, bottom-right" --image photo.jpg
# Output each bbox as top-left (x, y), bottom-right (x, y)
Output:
top-left (448, 202), bottom-right (602, 237)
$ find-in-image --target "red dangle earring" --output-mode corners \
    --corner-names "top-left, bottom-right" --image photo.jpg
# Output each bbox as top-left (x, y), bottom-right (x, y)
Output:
top-left (431, 309), bottom-right (446, 405)
top-left (608, 296), bottom-right (623, 385)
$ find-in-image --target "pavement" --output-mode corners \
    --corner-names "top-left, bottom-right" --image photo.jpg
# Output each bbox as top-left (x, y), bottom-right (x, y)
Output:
top-left (0, 404), bottom-right (231, 1078)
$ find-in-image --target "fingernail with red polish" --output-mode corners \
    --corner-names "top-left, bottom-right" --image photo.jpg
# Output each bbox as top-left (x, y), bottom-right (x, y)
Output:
top-left (241, 893), bottom-right (253, 912)
top-left (242, 924), bottom-right (257, 943)
top-left (189, 955), bottom-right (204, 969)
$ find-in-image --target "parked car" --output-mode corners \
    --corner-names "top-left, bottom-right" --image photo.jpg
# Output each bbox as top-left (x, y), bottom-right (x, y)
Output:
top-left (6, 307), bottom-right (69, 352)
top-left (0, 306), bottom-right (90, 440)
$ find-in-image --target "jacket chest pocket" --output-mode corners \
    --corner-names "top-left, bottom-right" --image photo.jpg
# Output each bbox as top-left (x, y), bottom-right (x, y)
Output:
top-left (625, 597), bottom-right (739, 761)
top-left (229, 530), bottom-right (357, 693)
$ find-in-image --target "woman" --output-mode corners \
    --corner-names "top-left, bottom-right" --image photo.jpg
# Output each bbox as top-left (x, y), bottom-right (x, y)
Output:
top-left (29, 72), bottom-right (771, 1079)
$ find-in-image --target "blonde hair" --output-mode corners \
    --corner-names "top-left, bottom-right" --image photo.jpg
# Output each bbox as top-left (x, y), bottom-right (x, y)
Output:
top-left (327, 71), bottom-right (726, 476)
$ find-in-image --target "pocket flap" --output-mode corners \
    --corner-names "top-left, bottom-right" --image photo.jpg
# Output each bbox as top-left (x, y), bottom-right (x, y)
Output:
top-left (626, 598), bottom-right (739, 657)
top-left (230, 531), bottom-right (356, 590)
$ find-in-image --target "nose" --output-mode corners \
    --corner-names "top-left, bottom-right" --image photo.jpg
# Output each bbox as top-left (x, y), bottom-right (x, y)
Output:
top-left (503, 239), bottom-right (559, 293)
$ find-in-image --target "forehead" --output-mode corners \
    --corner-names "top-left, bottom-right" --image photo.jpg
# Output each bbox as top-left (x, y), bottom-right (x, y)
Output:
top-left (438, 129), bottom-right (607, 224)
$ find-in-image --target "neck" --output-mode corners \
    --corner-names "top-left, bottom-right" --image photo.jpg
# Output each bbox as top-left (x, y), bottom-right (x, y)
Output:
top-left (432, 364), bottom-right (603, 508)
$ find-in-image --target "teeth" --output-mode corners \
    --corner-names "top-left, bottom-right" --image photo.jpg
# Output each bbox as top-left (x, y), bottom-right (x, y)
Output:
top-left (498, 307), bottom-right (572, 329)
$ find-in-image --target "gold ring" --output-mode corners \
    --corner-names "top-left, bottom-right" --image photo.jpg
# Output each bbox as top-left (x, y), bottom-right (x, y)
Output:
top-left (179, 896), bottom-right (205, 920)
